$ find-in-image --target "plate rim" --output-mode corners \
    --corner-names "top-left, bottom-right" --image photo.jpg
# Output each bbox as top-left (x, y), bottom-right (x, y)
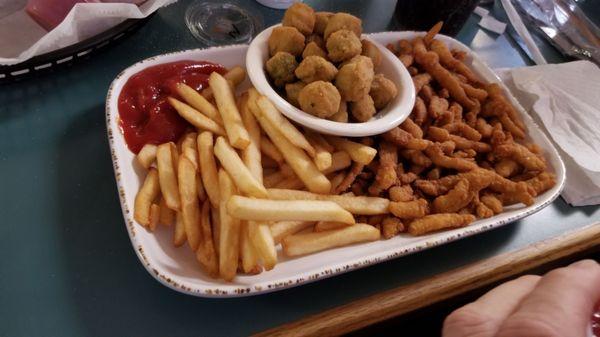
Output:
top-left (105, 32), bottom-right (566, 298)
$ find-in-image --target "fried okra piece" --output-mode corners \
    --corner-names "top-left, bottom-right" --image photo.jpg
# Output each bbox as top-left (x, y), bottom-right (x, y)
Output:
top-left (335, 55), bottom-right (374, 102)
top-left (314, 11), bottom-right (333, 35)
top-left (328, 100), bottom-right (348, 122)
top-left (268, 26), bottom-right (305, 57)
top-left (266, 51), bottom-right (298, 87)
top-left (369, 74), bottom-right (398, 109)
top-left (295, 56), bottom-right (338, 83)
top-left (350, 95), bottom-right (376, 122)
top-left (324, 12), bottom-right (362, 39)
top-left (282, 2), bottom-right (315, 36)
top-left (361, 39), bottom-right (382, 68)
top-left (326, 29), bottom-right (362, 62)
top-left (302, 41), bottom-right (327, 59)
top-left (285, 82), bottom-right (306, 107)
top-left (298, 81), bottom-right (341, 118)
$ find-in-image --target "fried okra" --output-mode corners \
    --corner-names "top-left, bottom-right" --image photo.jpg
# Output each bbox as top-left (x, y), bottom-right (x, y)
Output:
top-left (335, 55), bottom-right (374, 102)
top-left (369, 74), bottom-right (398, 109)
top-left (323, 12), bottom-right (362, 39)
top-left (298, 81), bottom-right (341, 118)
top-left (295, 56), bottom-right (338, 83)
top-left (282, 2), bottom-right (315, 36)
top-left (326, 29), bottom-right (362, 62)
top-left (266, 52), bottom-right (298, 87)
top-left (268, 26), bottom-right (305, 57)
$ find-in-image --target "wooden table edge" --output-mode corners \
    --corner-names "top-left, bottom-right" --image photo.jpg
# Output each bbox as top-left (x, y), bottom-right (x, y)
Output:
top-left (254, 222), bottom-right (600, 337)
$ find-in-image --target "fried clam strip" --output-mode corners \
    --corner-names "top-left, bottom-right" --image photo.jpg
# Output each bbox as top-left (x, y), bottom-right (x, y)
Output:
top-left (400, 118), bottom-right (424, 139)
top-left (373, 141), bottom-right (398, 191)
top-left (389, 185), bottom-right (415, 202)
top-left (334, 161), bottom-right (365, 194)
top-left (383, 127), bottom-right (431, 150)
top-left (489, 174), bottom-right (535, 206)
top-left (428, 126), bottom-right (491, 153)
top-left (442, 122), bottom-right (482, 141)
top-left (472, 194), bottom-right (494, 219)
top-left (525, 172), bottom-right (556, 195)
top-left (495, 158), bottom-right (520, 178)
top-left (389, 198), bottom-right (429, 218)
top-left (400, 149), bottom-right (432, 167)
top-left (432, 179), bottom-right (473, 213)
top-left (424, 143), bottom-right (478, 171)
top-left (428, 95), bottom-right (449, 119)
top-left (415, 168), bottom-right (496, 197)
top-left (411, 97), bottom-right (428, 126)
top-left (480, 194), bottom-right (503, 214)
top-left (429, 38), bottom-right (479, 83)
top-left (495, 142), bottom-right (546, 172)
top-left (408, 214), bottom-right (476, 236)
top-left (482, 84), bottom-right (525, 139)
top-left (412, 73), bottom-right (432, 93)
top-left (413, 37), bottom-right (476, 110)
top-left (460, 81), bottom-right (488, 102)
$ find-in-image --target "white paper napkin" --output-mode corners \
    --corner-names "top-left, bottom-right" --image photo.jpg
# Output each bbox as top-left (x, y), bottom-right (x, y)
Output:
top-left (0, 0), bottom-right (175, 65)
top-left (497, 61), bottom-right (600, 206)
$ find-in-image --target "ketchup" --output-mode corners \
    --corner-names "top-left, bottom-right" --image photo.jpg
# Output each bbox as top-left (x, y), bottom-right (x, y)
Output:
top-left (118, 60), bottom-right (227, 153)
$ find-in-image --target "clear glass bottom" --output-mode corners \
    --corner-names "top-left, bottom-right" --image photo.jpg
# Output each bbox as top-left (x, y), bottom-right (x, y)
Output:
top-left (185, 1), bottom-right (263, 46)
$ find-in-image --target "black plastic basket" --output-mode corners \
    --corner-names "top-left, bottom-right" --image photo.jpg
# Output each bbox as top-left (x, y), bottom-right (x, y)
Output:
top-left (0, 15), bottom-right (152, 84)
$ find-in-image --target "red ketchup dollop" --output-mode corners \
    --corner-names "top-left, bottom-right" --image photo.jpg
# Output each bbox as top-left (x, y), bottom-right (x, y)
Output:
top-left (118, 60), bottom-right (226, 153)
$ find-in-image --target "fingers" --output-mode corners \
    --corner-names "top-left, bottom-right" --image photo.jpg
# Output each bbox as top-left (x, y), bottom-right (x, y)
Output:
top-left (443, 275), bottom-right (540, 337)
top-left (497, 259), bottom-right (600, 337)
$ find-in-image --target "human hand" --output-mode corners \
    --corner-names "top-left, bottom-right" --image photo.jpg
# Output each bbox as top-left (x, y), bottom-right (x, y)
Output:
top-left (443, 259), bottom-right (600, 337)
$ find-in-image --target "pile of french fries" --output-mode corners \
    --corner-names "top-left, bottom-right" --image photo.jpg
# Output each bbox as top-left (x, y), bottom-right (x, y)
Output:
top-left (133, 67), bottom-right (386, 281)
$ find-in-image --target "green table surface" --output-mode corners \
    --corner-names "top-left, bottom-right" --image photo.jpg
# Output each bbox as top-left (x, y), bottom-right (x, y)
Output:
top-left (1, 1), bottom-right (599, 336)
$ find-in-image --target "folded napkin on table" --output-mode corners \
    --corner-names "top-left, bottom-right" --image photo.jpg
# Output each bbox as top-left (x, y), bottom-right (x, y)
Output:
top-left (497, 61), bottom-right (600, 206)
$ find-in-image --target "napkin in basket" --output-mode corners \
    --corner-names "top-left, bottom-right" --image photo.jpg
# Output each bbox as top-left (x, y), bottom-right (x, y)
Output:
top-left (497, 61), bottom-right (600, 206)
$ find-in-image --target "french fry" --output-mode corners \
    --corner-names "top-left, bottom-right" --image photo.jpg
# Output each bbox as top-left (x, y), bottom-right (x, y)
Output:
top-left (134, 168), bottom-right (161, 227)
top-left (168, 97), bottom-right (226, 136)
top-left (248, 222), bottom-right (277, 270)
top-left (274, 175), bottom-right (305, 190)
top-left (196, 173), bottom-right (206, 201)
top-left (180, 132), bottom-right (198, 168)
top-left (322, 151), bottom-right (352, 174)
top-left (137, 144), bottom-right (157, 169)
top-left (249, 95), bottom-right (331, 194)
top-left (175, 82), bottom-right (223, 125)
top-left (270, 221), bottom-right (314, 244)
top-left (178, 156), bottom-right (202, 251)
top-left (202, 66), bottom-right (247, 101)
top-left (148, 203), bottom-right (160, 231)
top-left (157, 142), bottom-right (181, 211)
top-left (173, 212), bottom-right (187, 246)
top-left (305, 132), bottom-right (333, 171)
top-left (329, 171), bottom-right (346, 193)
top-left (214, 136), bottom-right (268, 198)
top-left (228, 196), bottom-right (355, 224)
top-left (211, 206), bottom-right (221, 257)
top-left (282, 224), bottom-right (380, 257)
top-left (267, 188), bottom-right (390, 215)
top-left (326, 137), bottom-right (377, 165)
top-left (260, 136), bottom-right (285, 164)
top-left (255, 95), bottom-right (316, 157)
top-left (240, 223), bottom-right (262, 274)
top-left (197, 132), bottom-right (220, 208)
top-left (314, 221), bottom-right (351, 232)
top-left (158, 197), bottom-right (174, 226)
top-left (279, 163), bottom-right (295, 177)
top-left (209, 72), bottom-right (250, 149)
top-left (196, 200), bottom-right (219, 278)
top-left (218, 169), bottom-right (241, 281)
top-left (264, 171), bottom-right (286, 188)
top-left (239, 93), bottom-right (263, 184)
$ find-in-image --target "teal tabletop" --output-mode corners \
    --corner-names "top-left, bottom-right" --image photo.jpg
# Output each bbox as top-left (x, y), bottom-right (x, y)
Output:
top-left (1, 1), bottom-right (599, 336)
